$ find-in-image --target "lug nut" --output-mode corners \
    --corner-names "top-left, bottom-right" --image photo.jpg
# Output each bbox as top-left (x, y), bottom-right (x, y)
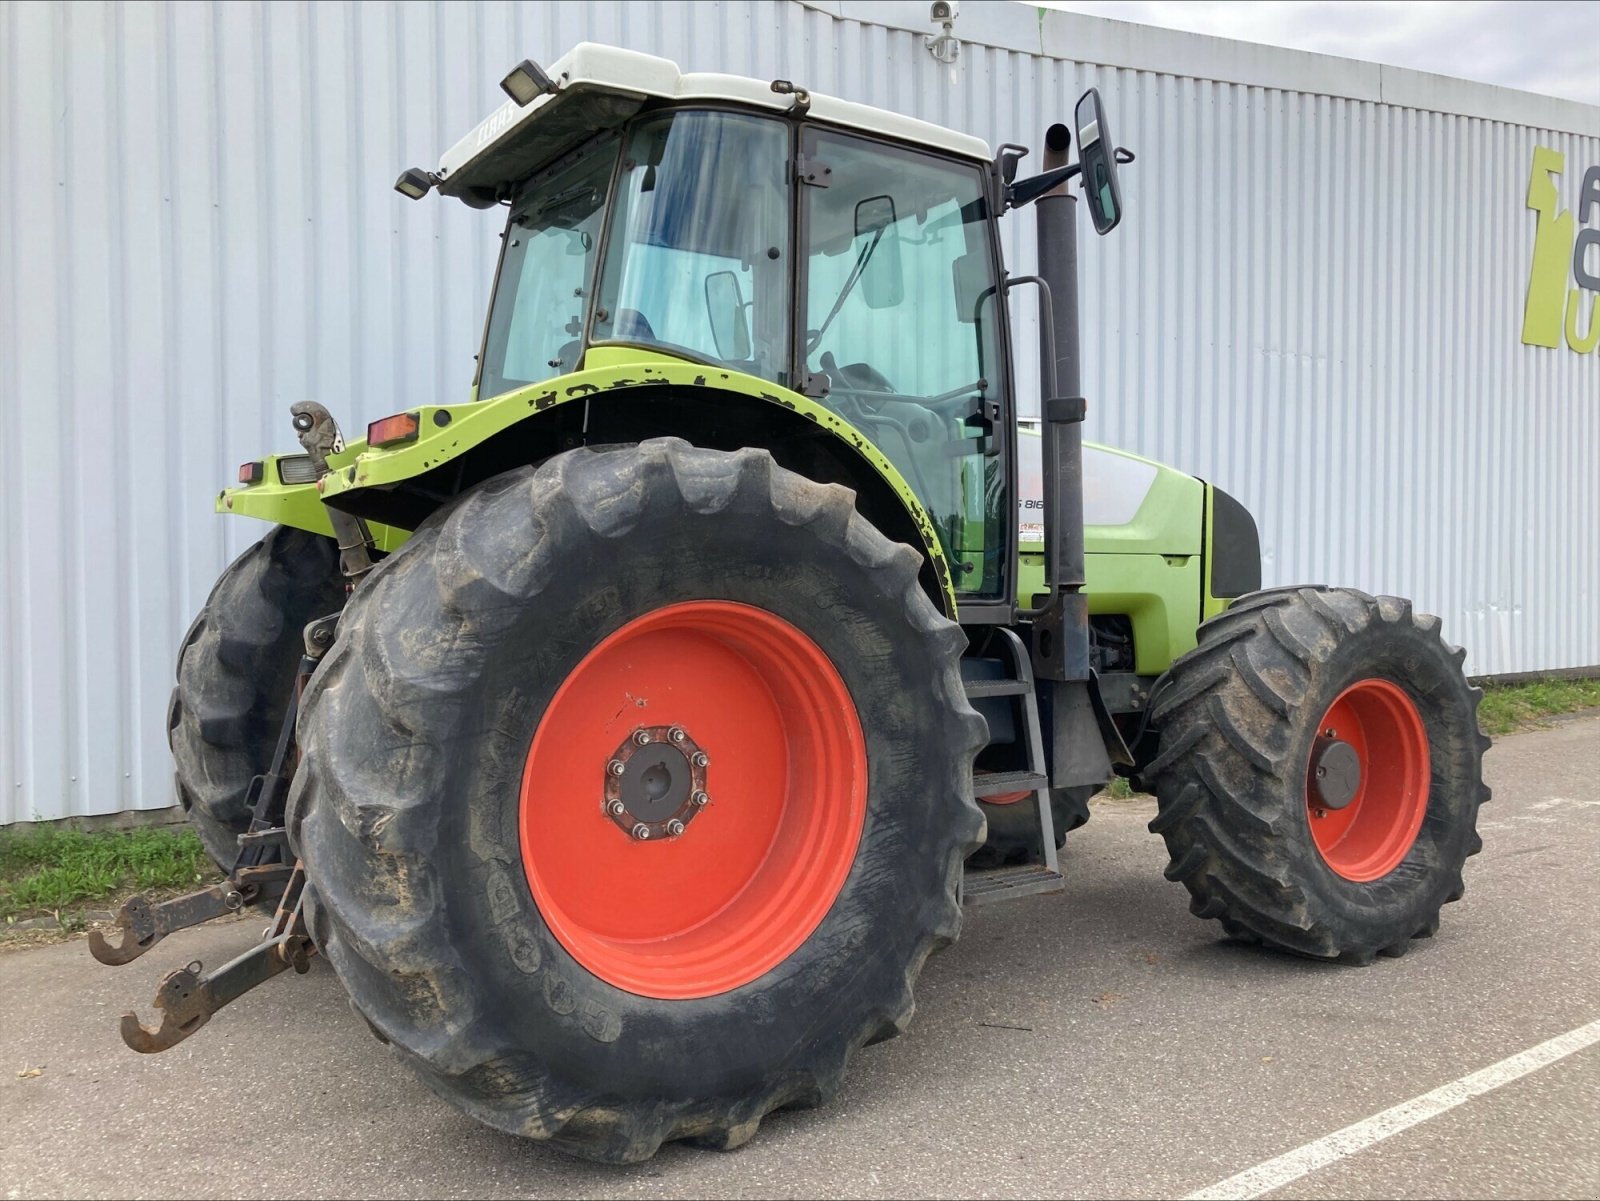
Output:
top-left (631, 824), bottom-right (651, 840)
top-left (666, 819), bottom-right (685, 837)
top-left (607, 799), bottom-right (625, 817)
top-left (669, 726), bottom-right (687, 743)
top-left (692, 751), bottom-right (710, 768)
top-left (634, 730), bottom-right (652, 746)
top-left (692, 791), bottom-right (710, 807)
top-left (608, 759), bottom-right (626, 777)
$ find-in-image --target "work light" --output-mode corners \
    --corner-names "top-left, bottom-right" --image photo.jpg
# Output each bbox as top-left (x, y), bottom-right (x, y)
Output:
top-left (500, 59), bottom-right (556, 106)
top-left (393, 168), bottom-right (434, 201)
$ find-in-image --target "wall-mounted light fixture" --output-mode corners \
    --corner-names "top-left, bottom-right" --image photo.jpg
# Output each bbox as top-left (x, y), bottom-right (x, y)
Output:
top-left (926, 0), bottom-right (961, 64)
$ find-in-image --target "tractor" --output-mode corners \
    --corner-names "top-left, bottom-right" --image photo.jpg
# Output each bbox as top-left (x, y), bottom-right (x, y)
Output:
top-left (97, 44), bottom-right (1490, 1163)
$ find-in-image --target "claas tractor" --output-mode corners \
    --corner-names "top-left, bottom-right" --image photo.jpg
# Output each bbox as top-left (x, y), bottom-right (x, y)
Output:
top-left (98, 45), bottom-right (1490, 1162)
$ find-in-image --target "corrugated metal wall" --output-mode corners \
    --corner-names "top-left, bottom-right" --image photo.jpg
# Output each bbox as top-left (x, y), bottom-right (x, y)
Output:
top-left (2, 0), bottom-right (1597, 822)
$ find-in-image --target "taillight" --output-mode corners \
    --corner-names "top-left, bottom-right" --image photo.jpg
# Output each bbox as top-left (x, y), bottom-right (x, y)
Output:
top-left (367, 411), bottom-right (421, 448)
top-left (238, 461), bottom-right (264, 485)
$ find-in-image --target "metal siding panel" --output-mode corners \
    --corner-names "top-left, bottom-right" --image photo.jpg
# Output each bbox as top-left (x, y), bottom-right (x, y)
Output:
top-left (2, 0), bottom-right (1597, 822)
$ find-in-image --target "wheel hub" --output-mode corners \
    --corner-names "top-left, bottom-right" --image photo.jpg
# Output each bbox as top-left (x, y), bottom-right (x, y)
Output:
top-left (1304, 678), bottom-right (1430, 881)
top-left (603, 726), bottom-right (710, 840)
top-left (1309, 735), bottom-right (1361, 810)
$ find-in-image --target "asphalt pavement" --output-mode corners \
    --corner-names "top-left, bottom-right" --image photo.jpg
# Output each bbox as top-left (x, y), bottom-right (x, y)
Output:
top-left (3, 715), bottom-right (1597, 1200)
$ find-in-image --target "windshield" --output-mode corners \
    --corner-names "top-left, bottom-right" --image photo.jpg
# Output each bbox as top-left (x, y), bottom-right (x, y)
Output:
top-left (477, 140), bottom-right (616, 400)
top-left (594, 111), bottom-right (791, 386)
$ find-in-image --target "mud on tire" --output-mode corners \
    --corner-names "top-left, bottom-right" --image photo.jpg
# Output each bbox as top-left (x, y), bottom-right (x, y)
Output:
top-left (1143, 586), bottom-right (1491, 964)
top-left (288, 439), bottom-right (986, 1162)
top-left (168, 525), bottom-right (344, 869)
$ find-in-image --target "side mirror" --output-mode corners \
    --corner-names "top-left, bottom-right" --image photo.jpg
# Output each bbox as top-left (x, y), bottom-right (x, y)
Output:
top-left (705, 270), bottom-right (751, 360)
top-left (855, 196), bottom-right (905, 309)
top-left (1075, 87), bottom-right (1124, 235)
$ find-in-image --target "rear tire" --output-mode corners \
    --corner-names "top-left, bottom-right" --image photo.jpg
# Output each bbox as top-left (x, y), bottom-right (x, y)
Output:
top-left (168, 526), bottom-right (344, 870)
top-left (1143, 587), bottom-right (1489, 963)
top-left (289, 439), bottom-right (985, 1162)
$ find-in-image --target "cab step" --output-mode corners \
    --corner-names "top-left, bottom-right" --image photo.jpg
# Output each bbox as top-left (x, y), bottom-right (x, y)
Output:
top-left (963, 862), bottom-right (1066, 906)
top-left (963, 678), bottom-right (1032, 699)
top-left (972, 769), bottom-right (1049, 798)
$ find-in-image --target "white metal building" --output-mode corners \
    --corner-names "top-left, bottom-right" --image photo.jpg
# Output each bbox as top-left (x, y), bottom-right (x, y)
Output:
top-left (2, 0), bottom-right (1597, 824)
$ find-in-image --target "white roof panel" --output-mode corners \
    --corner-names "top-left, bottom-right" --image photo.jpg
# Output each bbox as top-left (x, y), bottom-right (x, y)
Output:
top-left (436, 43), bottom-right (990, 200)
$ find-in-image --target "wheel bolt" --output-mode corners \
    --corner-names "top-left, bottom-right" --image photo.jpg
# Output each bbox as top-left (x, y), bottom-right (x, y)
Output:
top-left (692, 790), bottom-right (710, 807)
top-left (669, 727), bottom-right (686, 743)
top-left (608, 760), bottom-right (626, 777)
top-left (634, 730), bottom-right (652, 746)
top-left (607, 799), bottom-right (625, 817)
top-left (692, 751), bottom-right (710, 768)
top-left (1316, 766), bottom-right (1327, 778)
top-left (666, 819), bottom-right (685, 837)
top-left (631, 824), bottom-right (651, 840)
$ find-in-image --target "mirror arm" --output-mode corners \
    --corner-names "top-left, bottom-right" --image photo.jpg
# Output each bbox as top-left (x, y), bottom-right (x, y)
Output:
top-left (1005, 163), bottom-right (1082, 211)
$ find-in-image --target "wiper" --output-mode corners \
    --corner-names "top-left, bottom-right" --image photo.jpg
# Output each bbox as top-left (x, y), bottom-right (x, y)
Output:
top-left (806, 226), bottom-right (886, 354)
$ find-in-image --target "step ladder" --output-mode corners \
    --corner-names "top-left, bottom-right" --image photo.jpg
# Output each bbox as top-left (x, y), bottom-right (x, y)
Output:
top-left (962, 628), bottom-right (1066, 906)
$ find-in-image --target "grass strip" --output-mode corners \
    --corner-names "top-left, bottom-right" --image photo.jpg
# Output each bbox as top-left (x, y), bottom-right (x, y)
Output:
top-left (0, 825), bottom-right (218, 922)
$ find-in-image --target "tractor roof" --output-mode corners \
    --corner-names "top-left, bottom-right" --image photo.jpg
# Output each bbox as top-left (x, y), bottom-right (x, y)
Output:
top-left (435, 43), bottom-right (992, 204)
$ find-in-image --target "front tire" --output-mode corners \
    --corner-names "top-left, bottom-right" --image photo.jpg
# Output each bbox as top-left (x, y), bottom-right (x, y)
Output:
top-left (289, 440), bottom-right (986, 1161)
top-left (1143, 587), bottom-right (1490, 963)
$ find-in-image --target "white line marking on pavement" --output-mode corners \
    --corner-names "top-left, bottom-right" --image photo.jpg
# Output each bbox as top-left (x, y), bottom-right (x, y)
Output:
top-left (1184, 1018), bottom-right (1600, 1200)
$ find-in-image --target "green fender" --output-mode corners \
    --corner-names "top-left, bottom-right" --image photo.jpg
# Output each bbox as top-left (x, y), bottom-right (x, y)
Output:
top-left (218, 350), bottom-right (959, 615)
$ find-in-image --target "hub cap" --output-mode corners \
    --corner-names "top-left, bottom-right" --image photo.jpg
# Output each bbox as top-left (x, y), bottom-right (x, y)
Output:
top-left (1306, 678), bottom-right (1430, 882)
top-left (519, 601), bottom-right (867, 999)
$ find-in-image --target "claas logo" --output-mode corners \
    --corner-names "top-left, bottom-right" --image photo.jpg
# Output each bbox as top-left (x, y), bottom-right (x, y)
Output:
top-left (1522, 146), bottom-right (1599, 355)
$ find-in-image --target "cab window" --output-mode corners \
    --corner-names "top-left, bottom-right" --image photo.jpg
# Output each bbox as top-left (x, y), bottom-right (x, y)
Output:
top-left (801, 129), bottom-right (1006, 595)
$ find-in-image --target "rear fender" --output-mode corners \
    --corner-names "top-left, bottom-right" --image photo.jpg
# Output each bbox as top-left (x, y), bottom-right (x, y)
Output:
top-left (222, 356), bottom-right (958, 616)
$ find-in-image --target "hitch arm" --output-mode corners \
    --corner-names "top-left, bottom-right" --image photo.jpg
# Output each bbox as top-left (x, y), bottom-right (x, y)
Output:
top-left (87, 863), bottom-right (293, 966)
top-left (119, 930), bottom-right (313, 1053)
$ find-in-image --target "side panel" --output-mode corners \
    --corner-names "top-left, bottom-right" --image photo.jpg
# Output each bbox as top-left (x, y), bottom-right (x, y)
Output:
top-left (1019, 433), bottom-right (1208, 675)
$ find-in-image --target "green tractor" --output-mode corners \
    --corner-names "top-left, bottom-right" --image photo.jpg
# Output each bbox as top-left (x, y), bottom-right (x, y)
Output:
top-left (103, 45), bottom-right (1489, 1162)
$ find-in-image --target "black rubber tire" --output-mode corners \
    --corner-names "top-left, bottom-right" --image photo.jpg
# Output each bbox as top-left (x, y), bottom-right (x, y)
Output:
top-left (288, 439), bottom-right (986, 1163)
top-left (168, 525), bottom-right (344, 870)
top-left (970, 786), bottom-right (1094, 868)
top-left (1142, 586), bottom-right (1490, 964)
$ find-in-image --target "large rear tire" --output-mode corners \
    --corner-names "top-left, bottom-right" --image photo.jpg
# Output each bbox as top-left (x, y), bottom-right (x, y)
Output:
top-left (289, 439), bottom-right (986, 1162)
top-left (1143, 587), bottom-right (1489, 963)
top-left (168, 526), bottom-right (344, 869)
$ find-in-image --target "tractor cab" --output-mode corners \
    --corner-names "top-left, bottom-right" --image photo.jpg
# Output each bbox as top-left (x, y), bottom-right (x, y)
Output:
top-left (409, 44), bottom-right (1014, 596)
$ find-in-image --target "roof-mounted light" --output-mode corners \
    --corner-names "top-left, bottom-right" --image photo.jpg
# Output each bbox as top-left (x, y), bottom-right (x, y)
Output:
top-left (394, 168), bottom-right (436, 201)
top-left (500, 59), bottom-right (556, 107)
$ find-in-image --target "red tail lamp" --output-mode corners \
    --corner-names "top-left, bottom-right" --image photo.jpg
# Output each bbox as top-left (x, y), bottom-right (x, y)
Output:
top-left (237, 461), bottom-right (265, 485)
top-left (367, 412), bottom-right (421, 448)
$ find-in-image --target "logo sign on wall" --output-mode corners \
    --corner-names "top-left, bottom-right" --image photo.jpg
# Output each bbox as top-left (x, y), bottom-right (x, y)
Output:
top-left (1522, 146), bottom-right (1599, 354)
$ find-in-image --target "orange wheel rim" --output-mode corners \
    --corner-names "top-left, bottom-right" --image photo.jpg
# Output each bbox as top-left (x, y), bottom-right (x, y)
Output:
top-left (519, 601), bottom-right (867, 999)
top-left (1305, 677), bottom-right (1430, 882)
